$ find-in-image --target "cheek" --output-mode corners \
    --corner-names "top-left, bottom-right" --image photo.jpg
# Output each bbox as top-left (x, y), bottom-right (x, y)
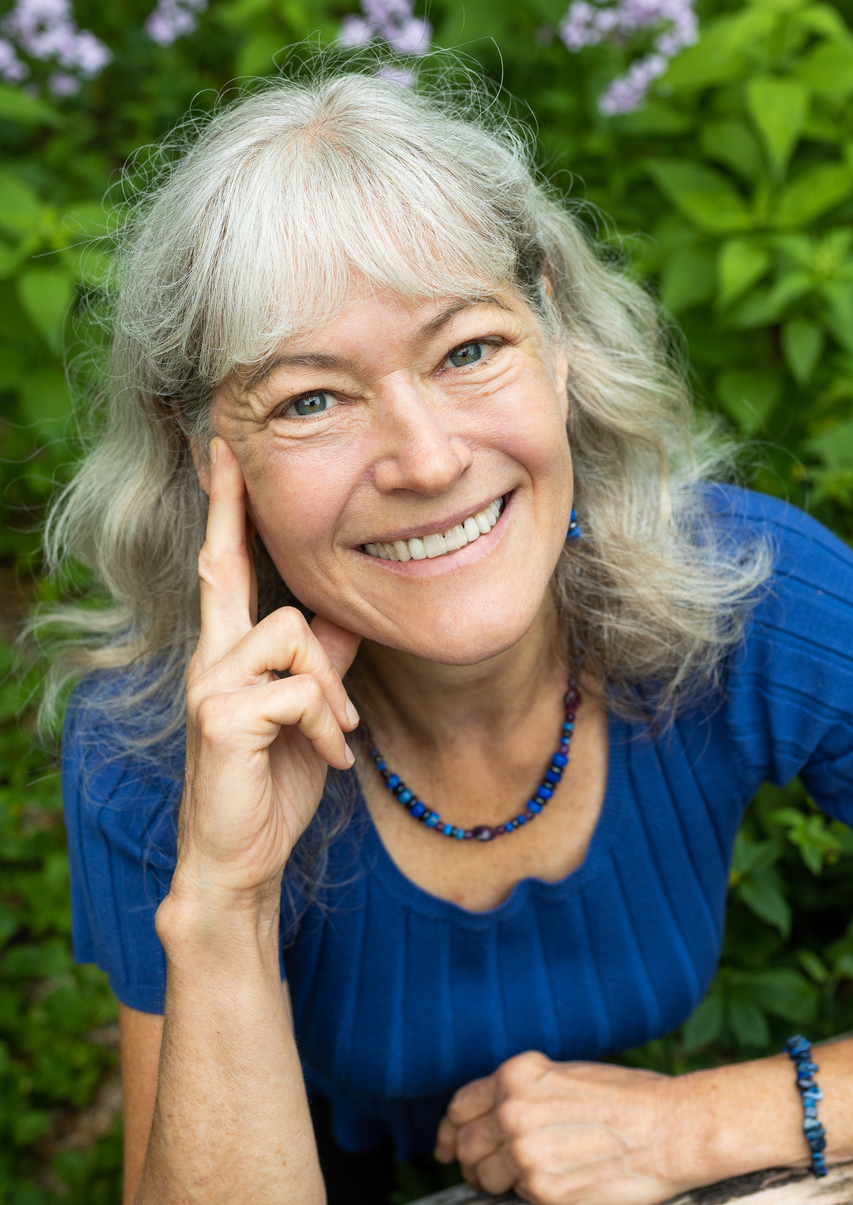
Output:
top-left (240, 448), bottom-right (339, 558)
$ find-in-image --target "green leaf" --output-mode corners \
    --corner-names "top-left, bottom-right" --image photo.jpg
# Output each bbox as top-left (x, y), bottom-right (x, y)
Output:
top-left (797, 949), bottom-right (829, 985)
top-left (12, 1109), bottom-right (50, 1147)
top-left (731, 832), bottom-right (780, 877)
top-left (746, 77), bottom-right (809, 178)
top-left (735, 969), bottom-right (817, 1024)
top-left (727, 995), bottom-right (769, 1048)
top-left (822, 280), bottom-right (853, 353)
top-left (0, 84), bottom-right (59, 127)
top-left (716, 369), bottom-right (782, 434)
top-left (19, 369), bottom-right (73, 437)
top-left (661, 245), bottom-right (716, 315)
top-left (700, 120), bottom-right (763, 184)
top-left (782, 319), bottom-right (825, 384)
top-left (806, 420), bottom-right (853, 471)
top-left (799, 39), bottom-right (853, 106)
top-left (16, 267), bottom-right (75, 356)
top-left (795, 4), bottom-right (852, 43)
top-left (736, 871), bottom-right (791, 937)
top-left (681, 989), bottom-right (724, 1052)
top-left (717, 238), bottom-right (773, 308)
top-left (646, 161), bottom-right (752, 235)
top-left (774, 163), bottom-right (853, 228)
top-left (0, 171), bottom-right (42, 240)
top-left (664, 8), bottom-right (776, 92)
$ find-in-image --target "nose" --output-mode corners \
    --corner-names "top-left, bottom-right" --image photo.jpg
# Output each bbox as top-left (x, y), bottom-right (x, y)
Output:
top-left (370, 378), bottom-right (473, 496)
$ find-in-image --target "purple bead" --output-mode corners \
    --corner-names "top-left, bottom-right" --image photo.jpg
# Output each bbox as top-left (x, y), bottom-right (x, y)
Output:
top-left (463, 829), bottom-right (473, 839)
top-left (524, 809), bottom-right (534, 819)
top-left (471, 825), bottom-right (494, 842)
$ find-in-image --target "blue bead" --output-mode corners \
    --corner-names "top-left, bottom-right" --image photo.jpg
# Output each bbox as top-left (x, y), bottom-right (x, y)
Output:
top-left (552, 752), bottom-right (568, 767)
top-left (425, 812), bottom-right (440, 827)
top-left (537, 786), bottom-right (553, 799)
top-left (442, 824), bottom-right (453, 836)
top-left (528, 801), bottom-right (542, 813)
top-left (386, 774), bottom-right (401, 790)
top-left (803, 1116), bottom-right (824, 1133)
top-left (455, 828), bottom-right (464, 839)
top-left (375, 758), bottom-right (387, 771)
top-left (516, 815), bottom-right (526, 825)
top-left (397, 788), bottom-right (413, 804)
top-left (545, 770), bottom-right (561, 783)
top-left (802, 1085), bottom-right (823, 1102)
top-left (410, 802), bottom-right (426, 819)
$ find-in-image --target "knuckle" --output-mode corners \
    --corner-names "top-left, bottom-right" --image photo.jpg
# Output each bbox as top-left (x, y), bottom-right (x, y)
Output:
top-left (508, 1131), bottom-right (538, 1172)
top-left (521, 1171), bottom-right (552, 1203)
top-left (195, 694), bottom-right (227, 741)
top-left (496, 1097), bottom-right (527, 1135)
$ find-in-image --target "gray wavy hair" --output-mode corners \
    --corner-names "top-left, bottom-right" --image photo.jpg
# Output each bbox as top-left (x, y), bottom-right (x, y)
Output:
top-left (33, 64), bottom-right (769, 866)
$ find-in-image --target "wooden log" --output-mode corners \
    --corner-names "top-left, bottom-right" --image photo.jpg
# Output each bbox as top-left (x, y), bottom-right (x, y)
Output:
top-left (406, 1161), bottom-right (853, 1205)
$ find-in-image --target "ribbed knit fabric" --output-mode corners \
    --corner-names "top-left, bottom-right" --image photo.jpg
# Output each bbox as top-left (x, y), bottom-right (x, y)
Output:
top-left (62, 486), bottom-right (853, 1160)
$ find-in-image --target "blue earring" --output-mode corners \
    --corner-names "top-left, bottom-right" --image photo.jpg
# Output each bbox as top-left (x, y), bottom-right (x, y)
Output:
top-left (566, 506), bottom-right (581, 541)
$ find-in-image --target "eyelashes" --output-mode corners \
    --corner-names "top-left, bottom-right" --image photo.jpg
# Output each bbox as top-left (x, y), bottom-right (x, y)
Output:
top-left (274, 336), bottom-right (507, 422)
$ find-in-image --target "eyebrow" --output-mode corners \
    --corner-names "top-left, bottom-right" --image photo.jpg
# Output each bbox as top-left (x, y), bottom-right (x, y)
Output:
top-left (239, 295), bottom-right (514, 396)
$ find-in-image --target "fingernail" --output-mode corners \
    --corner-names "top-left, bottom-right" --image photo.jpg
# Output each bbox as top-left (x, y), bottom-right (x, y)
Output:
top-left (345, 700), bottom-right (359, 727)
top-left (209, 438), bottom-right (218, 464)
top-left (344, 743), bottom-right (355, 766)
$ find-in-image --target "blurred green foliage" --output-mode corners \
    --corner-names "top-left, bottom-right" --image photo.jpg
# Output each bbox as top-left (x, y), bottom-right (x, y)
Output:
top-left (1, 0), bottom-right (852, 1199)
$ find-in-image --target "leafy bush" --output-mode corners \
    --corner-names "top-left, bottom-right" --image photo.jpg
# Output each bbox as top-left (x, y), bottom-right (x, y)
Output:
top-left (1, 0), bottom-right (852, 1198)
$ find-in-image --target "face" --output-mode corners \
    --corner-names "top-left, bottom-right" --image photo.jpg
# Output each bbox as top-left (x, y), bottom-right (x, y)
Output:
top-left (209, 284), bottom-right (572, 666)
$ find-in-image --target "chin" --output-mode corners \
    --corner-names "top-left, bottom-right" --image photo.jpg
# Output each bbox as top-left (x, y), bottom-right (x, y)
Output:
top-left (372, 603), bottom-right (543, 667)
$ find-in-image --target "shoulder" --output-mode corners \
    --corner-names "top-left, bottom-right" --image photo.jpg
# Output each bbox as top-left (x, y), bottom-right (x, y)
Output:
top-left (62, 671), bottom-right (182, 871)
top-left (703, 482), bottom-right (853, 582)
top-left (704, 486), bottom-right (853, 797)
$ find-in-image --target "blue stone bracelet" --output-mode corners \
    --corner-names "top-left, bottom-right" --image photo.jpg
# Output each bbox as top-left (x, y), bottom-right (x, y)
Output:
top-left (784, 1034), bottom-right (827, 1177)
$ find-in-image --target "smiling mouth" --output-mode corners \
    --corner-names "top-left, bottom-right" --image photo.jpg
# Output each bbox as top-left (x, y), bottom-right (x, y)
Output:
top-left (362, 496), bottom-right (506, 562)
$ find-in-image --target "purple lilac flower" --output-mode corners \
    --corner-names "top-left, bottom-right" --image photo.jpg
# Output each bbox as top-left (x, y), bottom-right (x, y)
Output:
top-left (559, 0), bottom-right (698, 113)
top-left (144, 0), bottom-right (207, 48)
top-left (0, 36), bottom-right (29, 82)
top-left (48, 69), bottom-right (79, 95)
top-left (0, 0), bottom-right (111, 93)
top-left (338, 0), bottom-right (431, 60)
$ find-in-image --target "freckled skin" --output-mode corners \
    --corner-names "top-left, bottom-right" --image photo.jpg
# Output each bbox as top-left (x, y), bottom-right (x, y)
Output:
top-left (210, 285), bottom-right (572, 667)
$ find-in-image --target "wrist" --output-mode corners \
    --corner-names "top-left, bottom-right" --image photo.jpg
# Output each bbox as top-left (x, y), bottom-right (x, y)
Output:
top-left (156, 877), bottom-right (281, 962)
top-left (672, 1057), bottom-right (810, 1188)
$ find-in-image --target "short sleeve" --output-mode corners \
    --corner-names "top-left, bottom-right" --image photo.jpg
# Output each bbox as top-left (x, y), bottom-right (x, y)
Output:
top-left (62, 689), bottom-right (181, 1014)
top-left (713, 488), bottom-right (853, 824)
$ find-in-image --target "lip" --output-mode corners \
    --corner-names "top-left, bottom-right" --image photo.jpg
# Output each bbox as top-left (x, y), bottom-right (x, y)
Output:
top-left (357, 491), bottom-right (513, 570)
top-left (359, 493), bottom-right (510, 547)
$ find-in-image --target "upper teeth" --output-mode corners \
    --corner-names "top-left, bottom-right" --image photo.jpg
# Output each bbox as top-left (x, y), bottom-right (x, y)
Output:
top-left (363, 497), bottom-right (504, 562)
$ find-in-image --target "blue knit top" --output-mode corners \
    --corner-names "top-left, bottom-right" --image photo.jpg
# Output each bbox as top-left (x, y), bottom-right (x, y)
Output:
top-left (62, 487), bottom-right (853, 1160)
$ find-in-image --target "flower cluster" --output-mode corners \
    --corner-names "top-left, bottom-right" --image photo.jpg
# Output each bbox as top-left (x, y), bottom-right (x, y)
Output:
top-left (559, 0), bottom-right (698, 114)
top-left (0, 0), bottom-right (111, 96)
top-left (144, 0), bottom-right (208, 48)
top-left (339, 0), bottom-right (431, 73)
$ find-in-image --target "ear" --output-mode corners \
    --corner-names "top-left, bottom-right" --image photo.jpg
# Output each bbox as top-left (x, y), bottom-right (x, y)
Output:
top-left (188, 434), bottom-right (212, 497)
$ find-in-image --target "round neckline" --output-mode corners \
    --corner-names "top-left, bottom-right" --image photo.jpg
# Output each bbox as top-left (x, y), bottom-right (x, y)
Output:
top-left (357, 711), bottom-right (629, 924)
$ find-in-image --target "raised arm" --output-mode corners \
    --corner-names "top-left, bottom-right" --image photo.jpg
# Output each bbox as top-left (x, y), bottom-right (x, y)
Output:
top-left (134, 437), bottom-right (361, 1205)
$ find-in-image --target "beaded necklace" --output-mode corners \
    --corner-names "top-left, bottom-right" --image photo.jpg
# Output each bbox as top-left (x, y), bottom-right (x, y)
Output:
top-left (369, 676), bottom-right (581, 842)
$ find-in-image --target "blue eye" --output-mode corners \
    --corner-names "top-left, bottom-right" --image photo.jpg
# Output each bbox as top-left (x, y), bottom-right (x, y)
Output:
top-left (285, 390), bottom-right (338, 418)
top-left (447, 341), bottom-right (485, 368)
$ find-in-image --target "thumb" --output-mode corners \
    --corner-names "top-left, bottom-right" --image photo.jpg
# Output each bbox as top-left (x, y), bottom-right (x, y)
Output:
top-left (310, 614), bottom-right (362, 682)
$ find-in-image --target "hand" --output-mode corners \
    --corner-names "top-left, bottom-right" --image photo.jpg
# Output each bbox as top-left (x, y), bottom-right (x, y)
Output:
top-left (435, 1051), bottom-right (691, 1205)
top-left (174, 437), bottom-right (362, 912)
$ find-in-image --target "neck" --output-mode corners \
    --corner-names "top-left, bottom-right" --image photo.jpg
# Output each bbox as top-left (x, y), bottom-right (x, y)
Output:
top-left (350, 594), bottom-right (568, 755)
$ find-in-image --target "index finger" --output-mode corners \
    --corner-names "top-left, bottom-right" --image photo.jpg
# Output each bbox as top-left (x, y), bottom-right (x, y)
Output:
top-left (445, 1074), bottom-right (497, 1127)
top-left (196, 438), bottom-right (255, 665)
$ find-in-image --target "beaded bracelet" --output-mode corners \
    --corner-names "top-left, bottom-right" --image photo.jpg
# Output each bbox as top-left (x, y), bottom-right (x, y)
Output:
top-left (784, 1034), bottom-right (827, 1177)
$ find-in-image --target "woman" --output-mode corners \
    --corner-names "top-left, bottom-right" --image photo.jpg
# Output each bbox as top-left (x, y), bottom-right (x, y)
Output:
top-left (50, 67), bottom-right (853, 1205)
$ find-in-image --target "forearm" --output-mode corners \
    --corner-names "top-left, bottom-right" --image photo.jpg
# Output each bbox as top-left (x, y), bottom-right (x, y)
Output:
top-left (135, 892), bottom-right (324, 1205)
top-left (674, 1037), bottom-right (853, 1189)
